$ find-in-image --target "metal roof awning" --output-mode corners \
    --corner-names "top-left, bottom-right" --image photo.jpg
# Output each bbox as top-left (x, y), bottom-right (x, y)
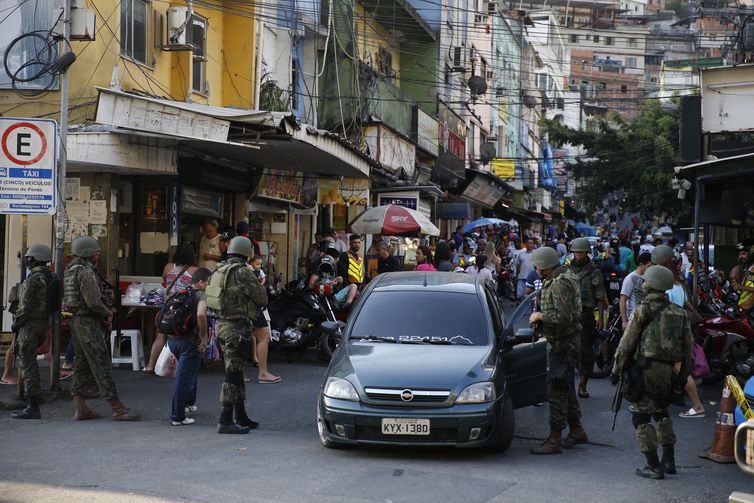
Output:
top-left (674, 152), bottom-right (754, 182)
top-left (94, 87), bottom-right (376, 179)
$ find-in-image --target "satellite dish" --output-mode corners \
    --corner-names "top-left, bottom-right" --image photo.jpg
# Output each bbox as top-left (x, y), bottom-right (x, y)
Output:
top-left (480, 142), bottom-right (496, 163)
top-left (468, 75), bottom-right (487, 95)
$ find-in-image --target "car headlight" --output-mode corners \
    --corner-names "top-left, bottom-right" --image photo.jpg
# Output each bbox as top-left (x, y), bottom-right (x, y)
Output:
top-left (323, 377), bottom-right (359, 401)
top-left (456, 382), bottom-right (496, 404)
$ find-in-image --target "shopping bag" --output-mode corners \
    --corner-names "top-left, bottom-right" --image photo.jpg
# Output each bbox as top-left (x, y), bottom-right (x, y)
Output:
top-left (155, 344), bottom-right (177, 378)
top-left (691, 342), bottom-right (711, 378)
top-left (202, 318), bottom-right (222, 361)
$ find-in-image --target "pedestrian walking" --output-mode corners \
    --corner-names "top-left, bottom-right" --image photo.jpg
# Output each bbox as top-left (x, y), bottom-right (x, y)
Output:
top-left (65, 236), bottom-right (140, 421)
top-left (205, 236), bottom-right (268, 434)
top-left (611, 265), bottom-right (693, 479)
top-left (568, 237), bottom-right (607, 398)
top-left (515, 237), bottom-right (535, 300)
top-left (528, 247), bottom-right (588, 454)
top-left (166, 268), bottom-right (211, 426)
top-left (11, 245), bottom-right (57, 419)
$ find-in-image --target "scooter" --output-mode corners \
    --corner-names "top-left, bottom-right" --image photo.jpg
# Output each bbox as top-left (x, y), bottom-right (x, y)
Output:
top-left (267, 280), bottom-right (330, 361)
top-left (311, 277), bottom-right (350, 360)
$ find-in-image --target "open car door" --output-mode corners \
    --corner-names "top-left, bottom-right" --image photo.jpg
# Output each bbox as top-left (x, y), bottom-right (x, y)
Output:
top-left (501, 293), bottom-right (548, 408)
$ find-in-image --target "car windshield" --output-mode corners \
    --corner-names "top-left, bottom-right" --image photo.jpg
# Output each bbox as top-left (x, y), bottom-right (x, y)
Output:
top-left (349, 290), bottom-right (488, 345)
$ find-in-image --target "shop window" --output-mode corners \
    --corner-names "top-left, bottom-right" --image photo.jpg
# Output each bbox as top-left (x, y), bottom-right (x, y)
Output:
top-left (121, 0), bottom-right (151, 65)
top-left (190, 15), bottom-right (207, 94)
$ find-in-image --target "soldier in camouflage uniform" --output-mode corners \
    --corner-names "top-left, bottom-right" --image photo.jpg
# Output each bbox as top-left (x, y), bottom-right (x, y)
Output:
top-left (612, 265), bottom-right (693, 479)
top-left (11, 245), bottom-right (55, 420)
top-left (568, 237), bottom-right (607, 398)
top-left (529, 247), bottom-right (589, 454)
top-left (209, 236), bottom-right (268, 434)
top-left (65, 236), bottom-right (140, 421)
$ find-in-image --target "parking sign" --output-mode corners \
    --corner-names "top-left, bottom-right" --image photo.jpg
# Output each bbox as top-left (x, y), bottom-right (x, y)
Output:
top-left (0, 118), bottom-right (58, 215)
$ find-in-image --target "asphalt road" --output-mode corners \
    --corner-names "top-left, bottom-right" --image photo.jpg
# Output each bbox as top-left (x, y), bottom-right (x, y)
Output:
top-left (1, 305), bottom-right (752, 502)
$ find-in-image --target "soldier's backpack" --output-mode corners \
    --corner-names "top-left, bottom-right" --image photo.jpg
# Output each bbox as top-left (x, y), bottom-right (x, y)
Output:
top-left (204, 263), bottom-right (242, 313)
top-left (156, 288), bottom-right (197, 337)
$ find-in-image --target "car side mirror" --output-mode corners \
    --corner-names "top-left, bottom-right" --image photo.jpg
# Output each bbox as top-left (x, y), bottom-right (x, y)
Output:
top-left (514, 328), bottom-right (534, 344)
top-left (320, 321), bottom-right (342, 335)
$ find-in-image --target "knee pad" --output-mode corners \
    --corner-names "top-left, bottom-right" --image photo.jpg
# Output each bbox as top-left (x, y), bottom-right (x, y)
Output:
top-left (224, 371), bottom-right (244, 387)
top-left (652, 411), bottom-right (669, 422)
top-left (632, 412), bottom-right (651, 429)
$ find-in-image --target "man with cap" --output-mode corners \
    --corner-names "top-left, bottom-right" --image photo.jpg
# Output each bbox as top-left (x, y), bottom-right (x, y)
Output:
top-left (528, 247), bottom-right (587, 454)
top-left (11, 245), bottom-right (56, 419)
top-left (218, 227), bottom-right (238, 262)
top-left (65, 236), bottom-right (140, 421)
top-left (338, 234), bottom-right (365, 295)
top-left (568, 237), bottom-right (607, 398)
top-left (612, 265), bottom-right (693, 479)
top-left (209, 236), bottom-right (268, 433)
top-left (730, 242), bottom-right (752, 287)
top-left (236, 221), bottom-right (261, 258)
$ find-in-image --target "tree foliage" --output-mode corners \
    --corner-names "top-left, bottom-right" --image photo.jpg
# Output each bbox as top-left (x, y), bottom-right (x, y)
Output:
top-left (544, 101), bottom-right (688, 221)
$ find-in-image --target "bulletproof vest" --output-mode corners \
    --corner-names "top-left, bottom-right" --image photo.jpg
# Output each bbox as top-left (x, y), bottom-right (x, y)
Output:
top-left (212, 262), bottom-right (258, 320)
top-left (64, 262), bottom-right (86, 312)
top-left (20, 267), bottom-right (52, 318)
top-left (571, 263), bottom-right (599, 308)
top-left (640, 303), bottom-right (686, 362)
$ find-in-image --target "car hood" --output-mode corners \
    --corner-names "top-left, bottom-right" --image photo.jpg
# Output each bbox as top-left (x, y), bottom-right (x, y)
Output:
top-left (343, 343), bottom-right (493, 390)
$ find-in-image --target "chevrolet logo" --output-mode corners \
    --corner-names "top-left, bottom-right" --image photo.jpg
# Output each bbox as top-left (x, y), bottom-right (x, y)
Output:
top-left (400, 389), bottom-right (414, 402)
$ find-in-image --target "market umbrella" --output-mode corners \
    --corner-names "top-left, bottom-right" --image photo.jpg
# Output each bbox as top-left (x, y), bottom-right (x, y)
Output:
top-left (349, 204), bottom-right (440, 236)
top-left (463, 217), bottom-right (506, 233)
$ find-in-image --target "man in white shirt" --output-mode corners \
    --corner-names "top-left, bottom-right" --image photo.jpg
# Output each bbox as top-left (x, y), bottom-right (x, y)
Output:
top-left (328, 228), bottom-right (348, 254)
top-left (198, 219), bottom-right (222, 271)
top-left (639, 236), bottom-right (655, 256)
top-left (619, 252), bottom-right (652, 328)
top-left (680, 241), bottom-right (694, 278)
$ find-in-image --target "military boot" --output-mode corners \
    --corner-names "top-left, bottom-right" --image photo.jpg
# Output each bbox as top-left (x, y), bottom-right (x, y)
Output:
top-left (661, 445), bottom-right (677, 475)
top-left (234, 402), bottom-right (260, 429)
top-left (107, 398), bottom-right (141, 421)
top-left (562, 421), bottom-right (589, 449)
top-left (11, 395), bottom-right (41, 420)
top-left (636, 451), bottom-right (665, 480)
top-left (218, 404), bottom-right (250, 434)
top-left (530, 429), bottom-right (562, 455)
top-left (73, 395), bottom-right (102, 421)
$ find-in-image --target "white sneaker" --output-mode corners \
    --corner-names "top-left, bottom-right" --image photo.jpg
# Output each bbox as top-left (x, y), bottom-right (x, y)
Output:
top-left (171, 417), bottom-right (196, 426)
top-left (185, 405), bottom-right (198, 414)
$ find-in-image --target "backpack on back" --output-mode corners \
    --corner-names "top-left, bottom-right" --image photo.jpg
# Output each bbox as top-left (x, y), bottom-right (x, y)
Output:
top-left (157, 288), bottom-right (197, 337)
top-left (205, 263), bottom-right (241, 313)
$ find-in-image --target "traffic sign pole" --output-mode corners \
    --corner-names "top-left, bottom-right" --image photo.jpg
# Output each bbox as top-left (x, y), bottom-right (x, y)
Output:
top-left (50, 0), bottom-right (71, 392)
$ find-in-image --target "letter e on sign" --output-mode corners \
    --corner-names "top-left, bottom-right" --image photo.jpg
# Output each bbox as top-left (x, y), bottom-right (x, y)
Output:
top-left (1, 122), bottom-right (47, 166)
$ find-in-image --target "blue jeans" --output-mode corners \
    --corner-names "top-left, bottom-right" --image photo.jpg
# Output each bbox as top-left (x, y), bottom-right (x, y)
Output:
top-left (517, 279), bottom-right (528, 300)
top-left (167, 337), bottom-right (201, 422)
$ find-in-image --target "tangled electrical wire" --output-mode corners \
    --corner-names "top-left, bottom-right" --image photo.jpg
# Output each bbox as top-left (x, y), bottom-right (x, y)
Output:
top-left (3, 24), bottom-right (75, 98)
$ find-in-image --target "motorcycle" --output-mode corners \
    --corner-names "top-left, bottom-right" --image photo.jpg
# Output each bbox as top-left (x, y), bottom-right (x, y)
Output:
top-left (590, 269), bottom-right (624, 378)
top-left (497, 257), bottom-right (517, 301)
top-left (267, 280), bottom-right (330, 361)
top-left (697, 298), bottom-right (754, 383)
top-left (311, 277), bottom-right (350, 360)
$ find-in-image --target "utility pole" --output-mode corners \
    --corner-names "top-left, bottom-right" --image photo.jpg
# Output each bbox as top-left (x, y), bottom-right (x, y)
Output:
top-left (50, 0), bottom-right (71, 392)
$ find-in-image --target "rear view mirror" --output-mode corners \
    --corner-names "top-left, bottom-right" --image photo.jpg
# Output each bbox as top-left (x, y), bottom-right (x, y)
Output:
top-left (514, 328), bottom-right (534, 344)
top-left (320, 321), bottom-right (342, 335)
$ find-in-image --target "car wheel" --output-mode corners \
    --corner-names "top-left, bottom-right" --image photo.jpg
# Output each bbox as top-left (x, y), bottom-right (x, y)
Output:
top-left (316, 400), bottom-right (342, 449)
top-left (488, 393), bottom-right (514, 453)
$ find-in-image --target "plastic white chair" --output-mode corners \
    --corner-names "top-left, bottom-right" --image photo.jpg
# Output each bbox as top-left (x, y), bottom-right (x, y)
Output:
top-left (110, 330), bottom-right (144, 371)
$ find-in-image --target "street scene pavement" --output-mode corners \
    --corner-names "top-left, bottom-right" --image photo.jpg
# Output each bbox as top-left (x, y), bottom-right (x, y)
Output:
top-left (1, 302), bottom-right (751, 503)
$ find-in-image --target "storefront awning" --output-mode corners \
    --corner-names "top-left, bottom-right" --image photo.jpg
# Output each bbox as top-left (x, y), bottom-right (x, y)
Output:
top-left (94, 87), bottom-right (376, 179)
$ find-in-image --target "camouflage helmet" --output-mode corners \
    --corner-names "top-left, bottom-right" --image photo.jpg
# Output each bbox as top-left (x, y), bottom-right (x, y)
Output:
top-left (643, 265), bottom-right (675, 291)
top-left (570, 237), bottom-right (591, 253)
top-left (71, 236), bottom-right (101, 258)
top-left (531, 246), bottom-right (560, 270)
top-left (227, 236), bottom-right (252, 258)
top-left (651, 244), bottom-right (674, 265)
top-left (25, 244), bottom-right (52, 262)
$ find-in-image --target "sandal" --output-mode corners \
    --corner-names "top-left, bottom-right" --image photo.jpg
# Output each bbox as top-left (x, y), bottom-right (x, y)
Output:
top-left (258, 376), bottom-right (282, 384)
top-left (0, 376), bottom-right (18, 385)
top-left (678, 407), bottom-right (705, 418)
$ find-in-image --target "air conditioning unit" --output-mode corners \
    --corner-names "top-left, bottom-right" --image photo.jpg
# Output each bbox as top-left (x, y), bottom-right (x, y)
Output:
top-left (167, 6), bottom-right (191, 45)
top-left (488, 1), bottom-right (499, 14)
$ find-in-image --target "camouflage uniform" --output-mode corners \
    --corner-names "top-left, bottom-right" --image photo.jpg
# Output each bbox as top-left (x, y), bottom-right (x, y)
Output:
top-left (568, 261), bottom-right (606, 376)
top-left (64, 257), bottom-right (117, 401)
top-left (538, 266), bottom-right (583, 430)
top-left (14, 265), bottom-right (53, 398)
top-left (214, 257), bottom-right (268, 405)
top-left (613, 291), bottom-right (693, 463)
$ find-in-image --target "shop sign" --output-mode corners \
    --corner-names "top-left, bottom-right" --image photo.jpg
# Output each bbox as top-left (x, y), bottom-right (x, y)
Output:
top-left (169, 181), bottom-right (180, 247)
top-left (461, 174), bottom-right (505, 208)
top-left (258, 169), bottom-right (302, 204)
top-left (181, 186), bottom-right (223, 218)
top-left (378, 191), bottom-right (418, 210)
top-left (491, 158), bottom-right (515, 179)
top-left (364, 124), bottom-right (416, 178)
top-left (0, 118), bottom-right (57, 215)
top-left (412, 106), bottom-right (439, 157)
top-left (318, 178), bottom-right (369, 206)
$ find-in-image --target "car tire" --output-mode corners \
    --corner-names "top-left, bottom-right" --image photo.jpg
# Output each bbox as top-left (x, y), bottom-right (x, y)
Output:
top-left (316, 400), bottom-right (343, 449)
top-left (488, 393), bottom-right (514, 453)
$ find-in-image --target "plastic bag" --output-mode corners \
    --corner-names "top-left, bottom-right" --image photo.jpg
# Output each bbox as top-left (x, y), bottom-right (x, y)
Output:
top-left (691, 342), bottom-right (711, 378)
top-left (155, 344), bottom-right (177, 378)
top-left (201, 318), bottom-right (222, 361)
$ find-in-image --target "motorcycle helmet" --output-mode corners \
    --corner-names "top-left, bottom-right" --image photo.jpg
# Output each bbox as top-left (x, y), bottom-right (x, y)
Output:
top-left (317, 255), bottom-right (337, 276)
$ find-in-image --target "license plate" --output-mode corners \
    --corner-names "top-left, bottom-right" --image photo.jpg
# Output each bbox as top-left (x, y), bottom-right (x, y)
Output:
top-left (610, 281), bottom-right (620, 290)
top-left (381, 418), bottom-right (430, 435)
